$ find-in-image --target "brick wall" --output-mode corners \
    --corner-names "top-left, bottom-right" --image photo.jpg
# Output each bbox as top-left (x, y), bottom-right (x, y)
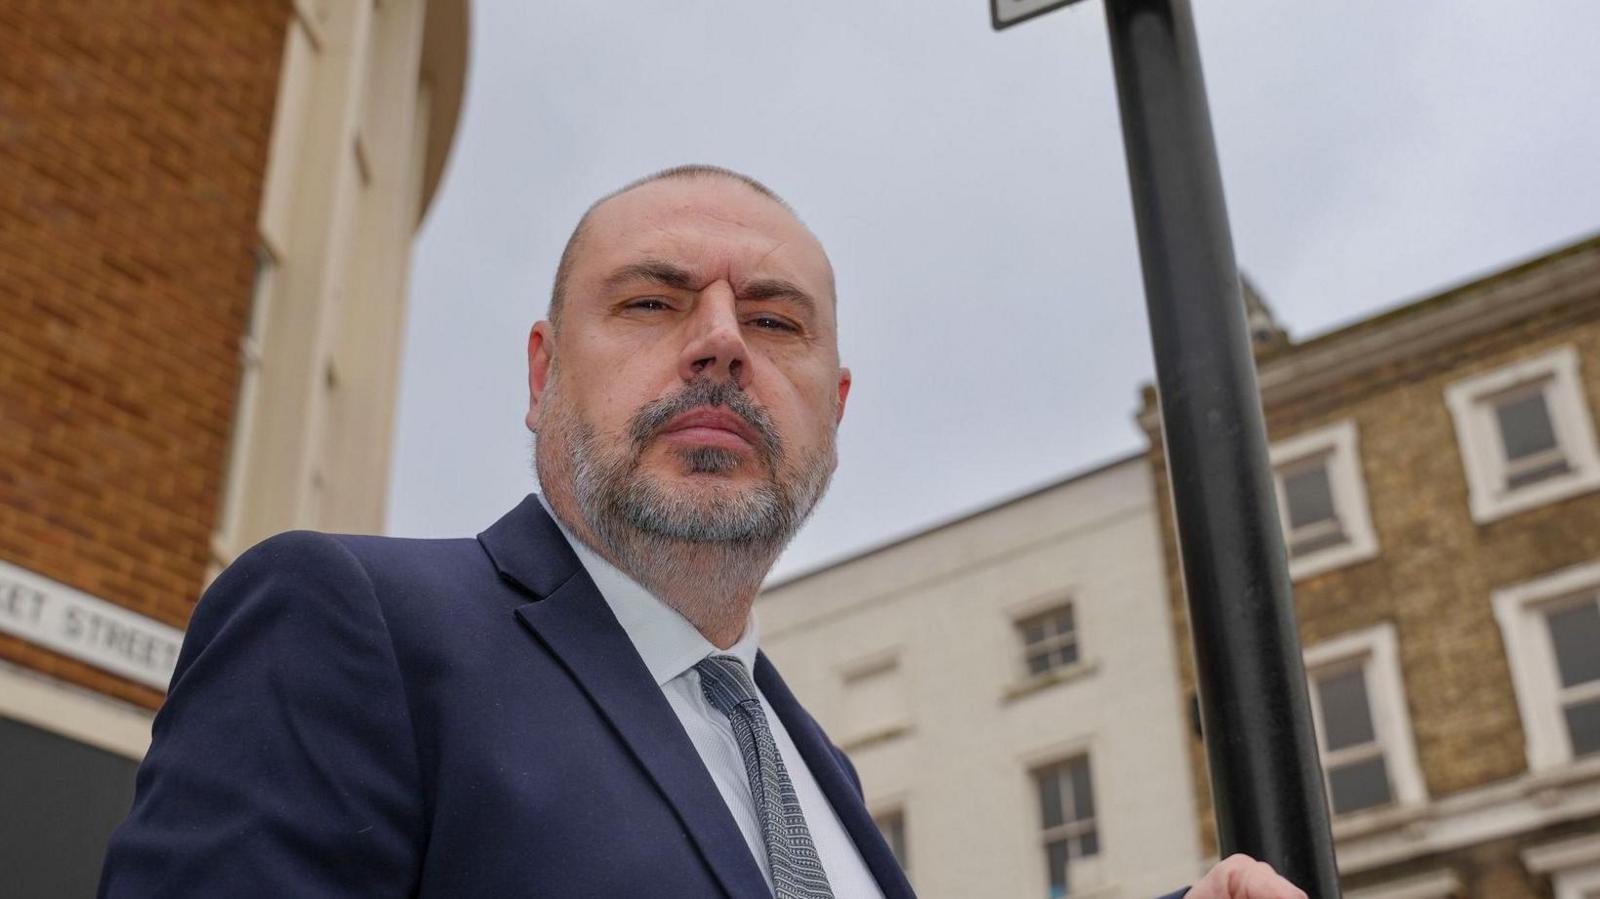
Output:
top-left (1142, 246), bottom-right (1600, 889)
top-left (0, 2), bottom-right (290, 708)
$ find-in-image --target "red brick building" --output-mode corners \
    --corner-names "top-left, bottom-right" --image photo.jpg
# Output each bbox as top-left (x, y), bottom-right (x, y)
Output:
top-left (0, 3), bottom-right (467, 893)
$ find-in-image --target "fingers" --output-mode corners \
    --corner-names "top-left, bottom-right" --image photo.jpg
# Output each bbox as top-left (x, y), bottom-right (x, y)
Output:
top-left (1214, 853), bottom-right (1309, 899)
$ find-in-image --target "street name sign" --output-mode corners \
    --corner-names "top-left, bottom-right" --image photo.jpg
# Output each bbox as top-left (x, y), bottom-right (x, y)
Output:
top-left (991, 0), bottom-right (1087, 30)
top-left (0, 559), bottom-right (183, 690)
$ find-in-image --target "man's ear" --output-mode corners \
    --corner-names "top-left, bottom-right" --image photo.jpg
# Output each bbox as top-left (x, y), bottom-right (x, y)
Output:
top-left (526, 321), bottom-right (553, 432)
top-left (835, 366), bottom-right (852, 424)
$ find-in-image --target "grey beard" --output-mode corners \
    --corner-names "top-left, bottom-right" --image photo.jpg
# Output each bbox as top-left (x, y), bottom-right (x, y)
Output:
top-left (546, 376), bottom-right (835, 568)
top-left (606, 461), bottom-right (796, 545)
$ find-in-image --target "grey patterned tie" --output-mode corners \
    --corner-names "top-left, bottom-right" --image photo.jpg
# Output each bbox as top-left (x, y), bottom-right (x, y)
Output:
top-left (695, 655), bottom-right (835, 899)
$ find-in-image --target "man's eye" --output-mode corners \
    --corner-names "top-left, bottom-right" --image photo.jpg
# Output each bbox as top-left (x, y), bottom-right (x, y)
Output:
top-left (626, 298), bottom-right (671, 311)
top-left (749, 315), bottom-right (799, 333)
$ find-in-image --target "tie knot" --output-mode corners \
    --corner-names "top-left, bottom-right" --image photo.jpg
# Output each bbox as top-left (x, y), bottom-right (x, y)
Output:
top-left (695, 655), bottom-right (761, 716)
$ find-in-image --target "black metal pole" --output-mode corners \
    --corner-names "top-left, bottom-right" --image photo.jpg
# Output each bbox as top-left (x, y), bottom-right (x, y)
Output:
top-left (1102, 1), bottom-right (1341, 895)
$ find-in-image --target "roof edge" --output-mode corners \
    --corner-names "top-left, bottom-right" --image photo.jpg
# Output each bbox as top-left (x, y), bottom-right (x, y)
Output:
top-left (764, 448), bottom-right (1147, 590)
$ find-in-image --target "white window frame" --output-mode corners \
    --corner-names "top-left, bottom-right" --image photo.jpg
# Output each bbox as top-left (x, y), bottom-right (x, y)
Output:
top-left (1303, 623), bottom-right (1427, 815)
top-left (1029, 752), bottom-right (1103, 898)
top-left (1524, 833), bottom-right (1600, 899)
top-left (1445, 346), bottom-right (1600, 524)
top-left (1014, 601), bottom-right (1081, 680)
top-left (1492, 560), bottom-right (1600, 772)
top-left (1270, 420), bottom-right (1380, 581)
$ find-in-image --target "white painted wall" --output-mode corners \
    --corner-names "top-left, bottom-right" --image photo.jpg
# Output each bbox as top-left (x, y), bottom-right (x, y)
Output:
top-left (761, 456), bottom-right (1205, 898)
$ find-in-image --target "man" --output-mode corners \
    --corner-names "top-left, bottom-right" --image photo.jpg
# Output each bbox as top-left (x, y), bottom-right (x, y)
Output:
top-left (100, 166), bottom-right (1306, 898)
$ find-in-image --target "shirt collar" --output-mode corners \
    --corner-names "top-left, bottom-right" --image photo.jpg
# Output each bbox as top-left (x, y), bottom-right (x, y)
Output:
top-left (536, 494), bottom-right (759, 685)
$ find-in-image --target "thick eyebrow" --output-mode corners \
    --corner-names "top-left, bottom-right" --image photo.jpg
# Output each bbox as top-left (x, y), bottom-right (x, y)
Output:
top-left (604, 262), bottom-right (819, 315)
top-left (601, 260), bottom-right (698, 293)
top-left (738, 278), bottom-right (816, 315)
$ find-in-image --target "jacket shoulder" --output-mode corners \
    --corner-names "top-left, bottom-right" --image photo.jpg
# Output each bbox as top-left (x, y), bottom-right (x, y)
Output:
top-left (221, 529), bottom-right (491, 596)
top-left (102, 531), bottom-right (430, 895)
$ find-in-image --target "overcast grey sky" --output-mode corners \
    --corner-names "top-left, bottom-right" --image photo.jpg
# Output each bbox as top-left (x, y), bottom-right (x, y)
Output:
top-left (387, 0), bottom-right (1600, 579)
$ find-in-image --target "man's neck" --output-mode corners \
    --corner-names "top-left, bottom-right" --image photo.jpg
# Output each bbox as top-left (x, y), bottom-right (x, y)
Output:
top-left (542, 490), bottom-right (775, 649)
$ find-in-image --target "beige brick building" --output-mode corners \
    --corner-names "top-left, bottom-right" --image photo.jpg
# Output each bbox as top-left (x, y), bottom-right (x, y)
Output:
top-left (1141, 236), bottom-right (1600, 899)
top-left (0, 3), bottom-right (467, 893)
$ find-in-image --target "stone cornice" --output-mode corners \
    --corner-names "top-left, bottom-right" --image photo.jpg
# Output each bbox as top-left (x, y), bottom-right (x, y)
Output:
top-left (1332, 754), bottom-right (1600, 875)
top-left (1136, 236), bottom-right (1600, 433)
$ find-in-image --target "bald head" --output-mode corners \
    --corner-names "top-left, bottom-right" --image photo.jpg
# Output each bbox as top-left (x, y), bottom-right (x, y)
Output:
top-left (547, 165), bottom-right (822, 331)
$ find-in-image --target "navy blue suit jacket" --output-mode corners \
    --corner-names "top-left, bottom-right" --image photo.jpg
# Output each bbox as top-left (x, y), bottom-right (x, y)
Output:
top-left (99, 496), bottom-right (918, 898)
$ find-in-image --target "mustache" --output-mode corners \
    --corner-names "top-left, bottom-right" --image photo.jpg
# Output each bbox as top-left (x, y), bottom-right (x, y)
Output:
top-left (628, 378), bottom-right (782, 464)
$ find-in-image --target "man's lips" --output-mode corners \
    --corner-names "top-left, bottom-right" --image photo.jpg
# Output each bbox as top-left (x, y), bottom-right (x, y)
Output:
top-left (657, 407), bottom-right (761, 450)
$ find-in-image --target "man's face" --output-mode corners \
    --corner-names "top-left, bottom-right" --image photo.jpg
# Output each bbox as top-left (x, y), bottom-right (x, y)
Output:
top-left (528, 177), bottom-right (850, 552)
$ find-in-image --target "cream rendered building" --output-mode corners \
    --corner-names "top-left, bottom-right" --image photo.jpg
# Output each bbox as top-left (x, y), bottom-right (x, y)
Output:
top-left (211, 0), bottom-right (470, 572)
top-left (759, 455), bottom-right (1206, 899)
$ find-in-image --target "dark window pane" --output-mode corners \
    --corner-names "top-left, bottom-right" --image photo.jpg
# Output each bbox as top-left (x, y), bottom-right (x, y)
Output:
top-left (1020, 606), bottom-right (1075, 647)
top-left (1283, 464), bottom-right (1337, 530)
top-left (1079, 828), bottom-right (1099, 857)
top-left (1316, 669), bottom-right (1377, 751)
top-left (1567, 697), bottom-right (1600, 758)
top-left (1052, 607), bottom-right (1074, 635)
top-left (1045, 838), bottom-right (1070, 897)
top-left (1023, 619), bottom-right (1047, 645)
top-left (1053, 645), bottom-right (1080, 670)
top-left (1547, 602), bottom-right (1600, 688)
top-left (1037, 766), bottom-right (1064, 829)
top-left (0, 715), bottom-right (140, 899)
top-left (1328, 756), bottom-right (1392, 815)
top-left (1069, 757), bottom-right (1095, 821)
top-left (1027, 652), bottom-right (1052, 677)
top-left (1496, 391), bottom-right (1560, 462)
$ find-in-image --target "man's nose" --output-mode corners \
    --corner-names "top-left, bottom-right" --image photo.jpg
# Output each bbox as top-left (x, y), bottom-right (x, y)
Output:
top-left (678, 282), bottom-right (751, 389)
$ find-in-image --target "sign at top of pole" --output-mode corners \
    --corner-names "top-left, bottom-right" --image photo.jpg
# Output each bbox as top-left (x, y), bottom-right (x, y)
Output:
top-left (991, 0), bottom-right (1087, 30)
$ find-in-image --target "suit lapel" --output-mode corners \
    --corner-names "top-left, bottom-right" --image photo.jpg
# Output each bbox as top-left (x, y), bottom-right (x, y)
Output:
top-left (480, 498), bottom-right (769, 899)
top-left (756, 653), bottom-right (918, 899)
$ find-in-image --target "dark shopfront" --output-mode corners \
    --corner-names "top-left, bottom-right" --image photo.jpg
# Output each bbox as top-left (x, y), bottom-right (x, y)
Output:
top-left (1, 711), bottom-right (140, 898)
